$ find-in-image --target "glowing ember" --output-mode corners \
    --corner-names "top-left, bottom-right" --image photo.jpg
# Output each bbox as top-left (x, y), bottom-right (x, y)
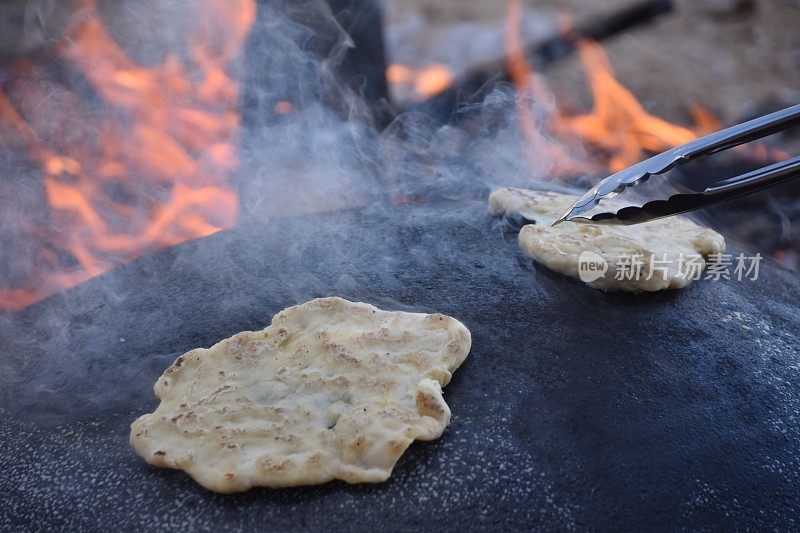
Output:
top-left (386, 63), bottom-right (414, 86)
top-left (0, 0), bottom-right (256, 311)
top-left (414, 64), bottom-right (454, 99)
top-left (274, 101), bottom-right (294, 115)
top-left (387, 63), bottom-right (454, 101)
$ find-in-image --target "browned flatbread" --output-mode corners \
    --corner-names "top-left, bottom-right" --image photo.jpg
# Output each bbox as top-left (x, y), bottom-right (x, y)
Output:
top-left (489, 187), bottom-right (726, 292)
top-left (130, 297), bottom-right (471, 492)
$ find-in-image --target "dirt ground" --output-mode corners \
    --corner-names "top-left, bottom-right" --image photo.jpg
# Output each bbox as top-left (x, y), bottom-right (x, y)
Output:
top-left (385, 0), bottom-right (800, 128)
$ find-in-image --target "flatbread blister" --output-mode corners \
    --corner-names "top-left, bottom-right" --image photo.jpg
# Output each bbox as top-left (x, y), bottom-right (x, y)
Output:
top-left (489, 187), bottom-right (726, 292)
top-left (131, 297), bottom-right (471, 493)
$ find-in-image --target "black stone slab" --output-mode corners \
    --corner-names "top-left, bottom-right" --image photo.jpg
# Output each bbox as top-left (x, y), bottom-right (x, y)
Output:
top-left (1, 200), bottom-right (798, 530)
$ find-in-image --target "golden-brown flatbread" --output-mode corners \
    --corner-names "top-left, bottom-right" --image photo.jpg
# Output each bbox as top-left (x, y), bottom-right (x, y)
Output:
top-left (130, 297), bottom-right (471, 492)
top-left (489, 187), bottom-right (726, 292)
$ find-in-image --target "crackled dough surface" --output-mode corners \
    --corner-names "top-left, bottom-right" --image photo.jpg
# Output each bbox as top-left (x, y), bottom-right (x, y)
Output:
top-left (489, 187), bottom-right (726, 292)
top-left (130, 297), bottom-right (471, 493)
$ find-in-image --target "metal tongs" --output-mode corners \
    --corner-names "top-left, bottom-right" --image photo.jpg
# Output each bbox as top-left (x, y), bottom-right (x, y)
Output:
top-left (553, 103), bottom-right (800, 226)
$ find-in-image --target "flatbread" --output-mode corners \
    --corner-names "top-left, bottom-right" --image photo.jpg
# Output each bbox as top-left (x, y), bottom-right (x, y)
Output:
top-left (130, 297), bottom-right (471, 492)
top-left (489, 187), bottom-right (726, 292)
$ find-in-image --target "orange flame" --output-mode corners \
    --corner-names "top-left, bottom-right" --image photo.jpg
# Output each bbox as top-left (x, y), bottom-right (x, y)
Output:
top-left (505, 0), bottom-right (584, 178)
top-left (506, 0), bottom-right (721, 177)
top-left (387, 63), bottom-right (454, 101)
top-left (0, 0), bottom-right (256, 311)
top-left (553, 40), bottom-right (719, 172)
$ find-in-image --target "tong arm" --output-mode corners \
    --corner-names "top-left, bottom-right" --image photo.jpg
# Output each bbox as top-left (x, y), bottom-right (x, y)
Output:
top-left (554, 103), bottom-right (800, 225)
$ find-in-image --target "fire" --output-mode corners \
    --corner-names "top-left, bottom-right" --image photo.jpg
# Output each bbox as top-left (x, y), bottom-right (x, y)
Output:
top-left (387, 63), bottom-right (454, 101)
top-left (0, 0), bottom-right (256, 311)
top-left (505, 0), bottom-right (584, 178)
top-left (552, 40), bottom-right (719, 173)
top-left (505, 0), bottom-right (720, 177)
top-left (414, 64), bottom-right (454, 100)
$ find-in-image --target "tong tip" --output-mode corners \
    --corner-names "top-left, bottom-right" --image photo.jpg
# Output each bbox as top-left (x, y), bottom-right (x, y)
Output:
top-left (552, 192), bottom-right (595, 226)
top-left (552, 198), bottom-right (582, 225)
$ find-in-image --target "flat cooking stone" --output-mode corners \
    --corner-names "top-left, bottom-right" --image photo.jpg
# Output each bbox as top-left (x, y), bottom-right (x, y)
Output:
top-left (1, 200), bottom-right (798, 530)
